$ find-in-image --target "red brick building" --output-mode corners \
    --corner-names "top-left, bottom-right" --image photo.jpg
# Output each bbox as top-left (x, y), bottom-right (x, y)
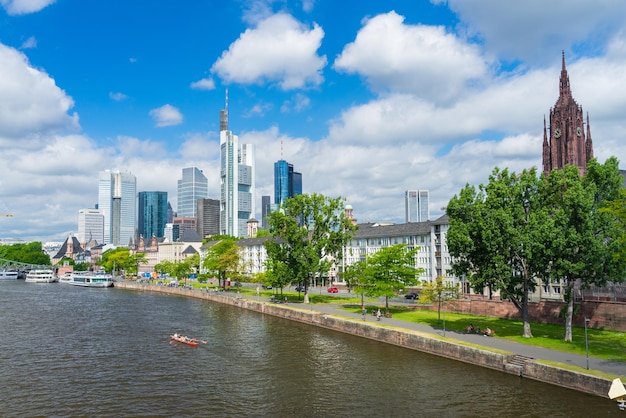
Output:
top-left (542, 52), bottom-right (594, 176)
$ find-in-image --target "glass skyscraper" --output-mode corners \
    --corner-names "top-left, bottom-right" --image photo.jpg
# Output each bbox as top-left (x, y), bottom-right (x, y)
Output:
top-left (98, 170), bottom-right (137, 246)
top-left (405, 189), bottom-right (429, 223)
top-left (177, 167), bottom-right (208, 218)
top-left (138, 191), bottom-right (168, 238)
top-left (274, 159), bottom-right (302, 206)
top-left (219, 95), bottom-right (255, 238)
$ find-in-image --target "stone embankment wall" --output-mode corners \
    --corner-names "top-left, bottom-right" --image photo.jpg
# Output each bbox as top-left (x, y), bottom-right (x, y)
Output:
top-left (115, 282), bottom-right (612, 398)
top-left (418, 298), bottom-right (626, 332)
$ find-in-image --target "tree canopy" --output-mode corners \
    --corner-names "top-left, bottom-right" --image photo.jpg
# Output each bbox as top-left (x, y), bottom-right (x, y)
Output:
top-left (265, 193), bottom-right (356, 303)
top-left (357, 244), bottom-right (421, 313)
top-left (0, 242), bottom-right (51, 265)
top-left (202, 237), bottom-right (242, 288)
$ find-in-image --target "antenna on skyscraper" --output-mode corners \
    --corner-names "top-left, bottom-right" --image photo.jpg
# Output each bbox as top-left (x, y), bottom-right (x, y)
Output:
top-left (280, 139), bottom-right (283, 159)
top-left (220, 88), bottom-right (229, 131)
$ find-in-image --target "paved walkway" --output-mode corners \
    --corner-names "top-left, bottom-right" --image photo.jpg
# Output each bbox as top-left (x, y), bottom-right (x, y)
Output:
top-left (306, 303), bottom-right (626, 377)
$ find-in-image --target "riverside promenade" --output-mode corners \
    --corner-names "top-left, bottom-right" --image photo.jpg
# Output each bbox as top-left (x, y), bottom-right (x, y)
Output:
top-left (115, 282), bottom-right (625, 400)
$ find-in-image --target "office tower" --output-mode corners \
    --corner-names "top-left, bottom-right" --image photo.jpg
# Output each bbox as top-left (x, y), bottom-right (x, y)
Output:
top-left (98, 170), bottom-right (137, 246)
top-left (197, 198), bottom-right (220, 238)
top-left (542, 52), bottom-right (594, 176)
top-left (77, 208), bottom-right (104, 244)
top-left (219, 92), bottom-right (256, 237)
top-left (274, 159), bottom-right (302, 206)
top-left (138, 191), bottom-right (168, 239)
top-left (167, 202), bottom-right (174, 223)
top-left (177, 167), bottom-right (208, 218)
top-left (261, 195), bottom-right (271, 229)
top-left (405, 189), bottom-right (429, 223)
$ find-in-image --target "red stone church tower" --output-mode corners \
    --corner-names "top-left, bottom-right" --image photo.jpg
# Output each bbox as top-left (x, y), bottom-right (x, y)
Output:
top-left (542, 52), bottom-right (594, 176)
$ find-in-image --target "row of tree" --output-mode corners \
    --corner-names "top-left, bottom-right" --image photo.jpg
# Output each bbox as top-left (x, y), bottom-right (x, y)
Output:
top-left (446, 157), bottom-right (626, 341)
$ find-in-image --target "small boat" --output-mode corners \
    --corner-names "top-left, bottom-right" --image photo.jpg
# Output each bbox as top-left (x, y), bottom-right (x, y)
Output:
top-left (0, 270), bottom-right (18, 281)
top-left (25, 269), bottom-right (57, 283)
top-left (608, 378), bottom-right (626, 410)
top-left (170, 333), bottom-right (204, 347)
top-left (59, 271), bottom-right (114, 288)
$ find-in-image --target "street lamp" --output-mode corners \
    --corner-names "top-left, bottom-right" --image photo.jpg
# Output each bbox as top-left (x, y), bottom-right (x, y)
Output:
top-left (584, 317), bottom-right (590, 370)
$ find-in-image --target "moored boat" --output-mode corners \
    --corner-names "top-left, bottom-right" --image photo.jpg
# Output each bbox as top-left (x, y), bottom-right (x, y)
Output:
top-left (59, 271), bottom-right (114, 288)
top-left (25, 269), bottom-right (57, 283)
top-left (0, 270), bottom-right (19, 281)
top-left (609, 378), bottom-right (626, 410)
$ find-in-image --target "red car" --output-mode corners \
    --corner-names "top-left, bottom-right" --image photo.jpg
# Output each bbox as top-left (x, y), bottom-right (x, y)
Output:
top-left (327, 287), bottom-right (339, 293)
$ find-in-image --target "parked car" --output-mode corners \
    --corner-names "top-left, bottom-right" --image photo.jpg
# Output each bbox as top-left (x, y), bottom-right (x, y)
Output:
top-left (295, 285), bottom-right (306, 292)
top-left (404, 292), bottom-right (419, 300)
top-left (327, 287), bottom-right (339, 293)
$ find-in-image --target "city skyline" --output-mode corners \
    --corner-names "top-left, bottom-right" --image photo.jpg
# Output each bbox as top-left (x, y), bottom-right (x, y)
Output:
top-left (2, 1), bottom-right (626, 242)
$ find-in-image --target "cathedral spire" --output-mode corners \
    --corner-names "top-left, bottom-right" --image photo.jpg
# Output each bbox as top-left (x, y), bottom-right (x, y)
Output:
top-left (559, 50), bottom-right (571, 99)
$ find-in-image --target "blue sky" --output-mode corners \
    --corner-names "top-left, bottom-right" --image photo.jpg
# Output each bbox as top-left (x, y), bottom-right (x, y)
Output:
top-left (2, 0), bottom-right (626, 242)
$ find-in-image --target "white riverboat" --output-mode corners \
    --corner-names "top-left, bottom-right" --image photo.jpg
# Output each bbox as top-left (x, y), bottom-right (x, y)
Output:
top-left (59, 271), bottom-right (114, 288)
top-left (0, 270), bottom-right (19, 281)
top-left (25, 269), bottom-right (57, 283)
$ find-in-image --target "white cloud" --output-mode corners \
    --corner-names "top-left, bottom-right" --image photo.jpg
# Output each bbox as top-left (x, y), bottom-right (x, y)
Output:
top-left (19, 36), bottom-right (37, 49)
top-left (333, 11), bottom-right (488, 104)
top-left (109, 92), bottom-right (128, 101)
top-left (0, 43), bottom-right (79, 140)
top-left (445, 0), bottom-right (626, 63)
top-left (149, 104), bottom-right (183, 127)
top-left (211, 13), bottom-right (327, 90)
top-left (281, 93), bottom-right (310, 113)
top-left (190, 77), bottom-right (215, 90)
top-left (0, 0), bottom-right (55, 15)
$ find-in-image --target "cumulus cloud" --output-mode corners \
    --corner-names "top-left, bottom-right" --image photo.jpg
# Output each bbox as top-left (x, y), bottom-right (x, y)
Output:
top-left (445, 0), bottom-right (626, 63)
top-left (0, 0), bottom-right (55, 15)
top-left (281, 93), bottom-right (311, 113)
top-left (333, 11), bottom-right (488, 103)
top-left (211, 13), bottom-right (326, 90)
top-left (190, 77), bottom-right (215, 90)
top-left (0, 43), bottom-right (79, 140)
top-left (149, 104), bottom-right (183, 127)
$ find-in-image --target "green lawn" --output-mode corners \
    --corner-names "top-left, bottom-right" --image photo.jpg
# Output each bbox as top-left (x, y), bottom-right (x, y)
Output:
top-left (341, 304), bottom-right (626, 362)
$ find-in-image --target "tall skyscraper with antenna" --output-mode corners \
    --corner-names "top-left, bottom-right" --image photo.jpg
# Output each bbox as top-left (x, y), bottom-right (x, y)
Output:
top-left (219, 90), bottom-right (256, 237)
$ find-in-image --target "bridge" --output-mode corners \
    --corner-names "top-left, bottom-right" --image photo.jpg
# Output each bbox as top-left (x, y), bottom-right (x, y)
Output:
top-left (0, 257), bottom-right (52, 272)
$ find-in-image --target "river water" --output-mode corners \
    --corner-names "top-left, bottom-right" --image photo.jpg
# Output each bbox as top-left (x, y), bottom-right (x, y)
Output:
top-left (0, 281), bottom-right (619, 417)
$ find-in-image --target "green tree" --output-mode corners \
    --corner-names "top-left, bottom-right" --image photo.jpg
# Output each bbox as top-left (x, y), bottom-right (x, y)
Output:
top-left (202, 237), bottom-right (241, 288)
top-left (99, 247), bottom-right (135, 276)
top-left (360, 244), bottom-right (421, 314)
top-left (601, 187), bottom-right (626, 264)
top-left (419, 276), bottom-right (460, 321)
top-left (128, 253), bottom-right (148, 277)
top-left (0, 242), bottom-right (51, 265)
top-left (539, 159), bottom-right (626, 341)
top-left (265, 193), bottom-right (356, 303)
top-left (447, 167), bottom-right (548, 338)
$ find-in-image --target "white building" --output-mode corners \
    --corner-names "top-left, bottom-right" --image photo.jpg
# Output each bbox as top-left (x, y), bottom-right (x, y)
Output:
top-left (77, 208), bottom-right (104, 244)
top-left (215, 215), bottom-right (454, 286)
top-left (219, 95), bottom-right (255, 238)
top-left (98, 170), bottom-right (137, 246)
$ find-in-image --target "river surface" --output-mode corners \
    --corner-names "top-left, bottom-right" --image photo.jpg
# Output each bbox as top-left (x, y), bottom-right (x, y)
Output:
top-left (0, 281), bottom-right (619, 417)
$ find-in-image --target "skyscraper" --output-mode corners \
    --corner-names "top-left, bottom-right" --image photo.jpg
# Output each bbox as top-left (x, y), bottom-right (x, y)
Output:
top-left (98, 170), bottom-right (137, 246)
top-left (261, 195), bottom-right (271, 229)
top-left (196, 198), bottom-right (220, 238)
top-left (177, 167), bottom-right (208, 218)
top-left (77, 208), bottom-right (104, 244)
top-left (219, 92), bottom-right (256, 237)
top-left (405, 190), bottom-right (429, 223)
top-left (542, 52), bottom-right (594, 176)
top-left (138, 191), bottom-right (168, 239)
top-left (274, 159), bottom-right (302, 206)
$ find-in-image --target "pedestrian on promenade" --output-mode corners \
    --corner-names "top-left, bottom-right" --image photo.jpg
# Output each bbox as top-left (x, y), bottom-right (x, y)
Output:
top-left (362, 305), bottom-right (367, 320)
top-left (376, 309), bottom-right (382, 321)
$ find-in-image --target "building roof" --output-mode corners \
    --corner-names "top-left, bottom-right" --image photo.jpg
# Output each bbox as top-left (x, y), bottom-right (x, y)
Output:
top-left (353, 214), bottom-right (447, 239)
